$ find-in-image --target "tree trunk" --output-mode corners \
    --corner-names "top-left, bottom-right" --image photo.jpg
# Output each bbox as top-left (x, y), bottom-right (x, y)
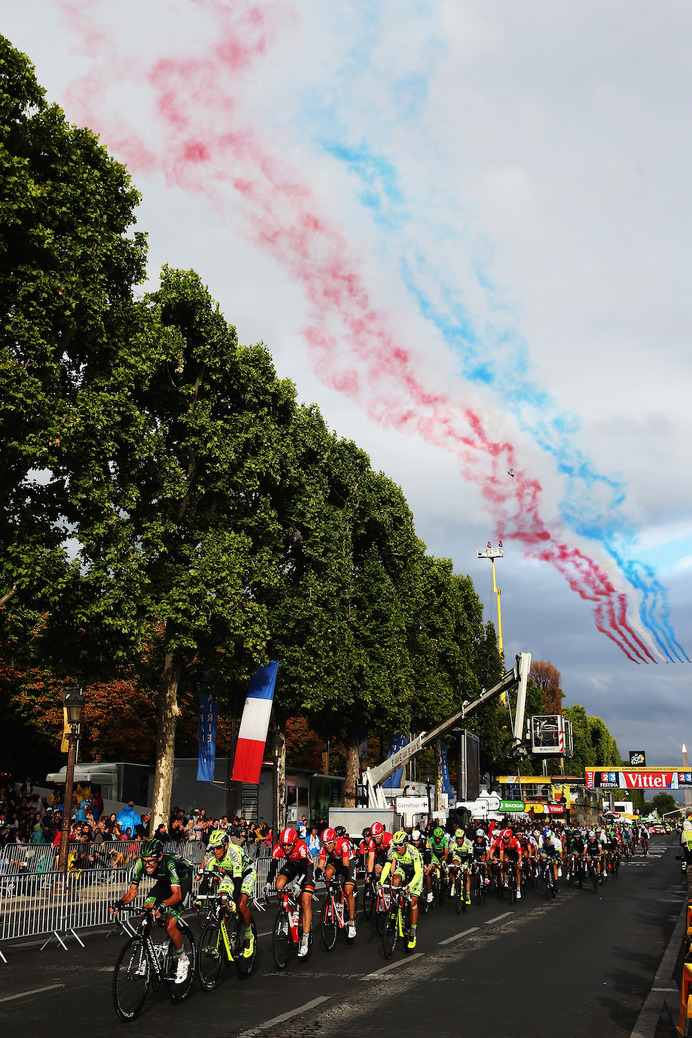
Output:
top-left (434, 739), bottom-right (443, 815)
top-left (344, 725), bottom-right (359, 808)
top-left (150, 649), bottom-right (181, 834)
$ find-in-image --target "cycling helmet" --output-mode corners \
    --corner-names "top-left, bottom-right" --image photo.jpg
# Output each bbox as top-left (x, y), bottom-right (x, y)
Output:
top-left (334, 825), bottom-right (347, 838)
top-left (362, 827), bottom-right (371, 839)
top-left (588, 829), bottom-right (595, 838)
top-left (392, 830), bottom-right (408, 846)
top-left (502, 829), bottom-right (513, 840)
top-left (370, 821), bottom-right (385, 837)
top-left (208, 828), bottom-right (229, 849)
top-left (141, 838), bottom-right (163, 859)
top-left (542, 828), bottom-right (552, 839)
top-left (411, 828), bottom-right (422, 842)
top-left (475, 829), bottom-right (485, 838)
top-left (321, 827), bottom-right (337, 844)
top-left (280, 826), bottom-right (298, 845)
top-left (454, 828), bottom-right (464, 839)
top-left (433, 826), bottom-right (444, 840)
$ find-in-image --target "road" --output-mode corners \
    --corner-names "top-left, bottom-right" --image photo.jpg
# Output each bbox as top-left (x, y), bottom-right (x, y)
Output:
top-left (0, 835), bottom-right (684, 1038)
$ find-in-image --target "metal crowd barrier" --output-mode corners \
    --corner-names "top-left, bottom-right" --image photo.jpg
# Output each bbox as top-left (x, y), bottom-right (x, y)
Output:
top-left (0, 845), bottom-right (271, 962)
top-left (0, 839), bottom-right (206, 875)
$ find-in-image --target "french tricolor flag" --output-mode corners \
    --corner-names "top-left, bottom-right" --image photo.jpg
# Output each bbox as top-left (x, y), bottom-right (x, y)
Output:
top-left (231, 661), bottom-right (279, 784)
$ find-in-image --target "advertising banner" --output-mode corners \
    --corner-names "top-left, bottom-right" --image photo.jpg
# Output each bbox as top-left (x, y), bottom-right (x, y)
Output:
top-left (585, 768), bottom-right (687, 790)
top-left (197, 693), bottom-right (218, 783)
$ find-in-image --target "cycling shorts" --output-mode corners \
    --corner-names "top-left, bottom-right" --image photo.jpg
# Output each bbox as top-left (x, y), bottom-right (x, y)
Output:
top-left (143, 876), bottom-right (192, 919)
top-left (278, 860), bottom-right (315, 894)
top-left (219, 869), bottom-right (256, 902)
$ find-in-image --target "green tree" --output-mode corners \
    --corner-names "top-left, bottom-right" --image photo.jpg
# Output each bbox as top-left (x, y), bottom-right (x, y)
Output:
top-left (0, 36), bottom-right (148, 665)
top-left (652, 792), bottom-right (677, 818)
top-left (266, 415), bottom-right (425, 805)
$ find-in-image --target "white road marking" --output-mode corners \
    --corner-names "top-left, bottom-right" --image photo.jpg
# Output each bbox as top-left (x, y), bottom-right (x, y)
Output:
top-left (237, 996), bottom-right (331, 1037)
top-left (484, 912), bottom-right (513, 924)
top-left (364, 953), bottom-right (424, 978)
top-left (438, 927), bottom-right (479, 946)
top-left (0, 984), bottom-right (64, 1003)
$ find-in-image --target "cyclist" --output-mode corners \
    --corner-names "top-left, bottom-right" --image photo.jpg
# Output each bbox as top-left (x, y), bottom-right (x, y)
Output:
top-left (583, 829), bottom-right (603, 882)
top-left (357, 827), bottom-right (371, 872)
top-left (538, 827), bottom-right (562, 888)
top-left (639, 823), bottom-right (650, 855)
top-left (448, 828), bottom-right (473, 905)
top-left (428, 825), bottom-right (450, 898)
top-left (264, 826), bottom-right (315, 958)
top-left (366, 821), bottom-right (393, 883)
top-left (409, 828), bottom-right (433, 906)
top-left (379, 830), bottom-right (423, 950)
top-left (471, 827), bottom-right (491, 892)
top-left (111, 837), bottom-right (193, 982)
top-left (498, 828), bottom-right (523, 899)
top-left (198, 826), bottom-right (257, 957)
top-left (318, 827), bottom-right (358, 939)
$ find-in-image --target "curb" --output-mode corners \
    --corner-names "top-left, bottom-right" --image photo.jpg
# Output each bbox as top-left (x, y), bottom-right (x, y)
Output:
top-left (630, 896), bottom-right (686, 1038)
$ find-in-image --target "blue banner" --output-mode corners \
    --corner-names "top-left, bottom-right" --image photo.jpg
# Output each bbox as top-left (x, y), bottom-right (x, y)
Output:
top-left (440, 742), bottom-right (455, 800)
top-left (197, 693), bottom-right (218, 783)
top-left (382, 733), bottom-right (408, 788)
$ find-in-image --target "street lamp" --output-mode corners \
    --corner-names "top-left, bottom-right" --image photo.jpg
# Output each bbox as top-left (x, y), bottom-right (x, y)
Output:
top-left (269, 729), bottom-right (284, 845)
top-left (424, 774), bottom-right (433, 825)
top-left (58, 683), bottom-right (85, 873)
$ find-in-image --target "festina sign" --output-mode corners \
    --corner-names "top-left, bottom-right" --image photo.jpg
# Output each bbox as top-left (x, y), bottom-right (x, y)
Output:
top-left (629, 750), bottom-right (646, 766)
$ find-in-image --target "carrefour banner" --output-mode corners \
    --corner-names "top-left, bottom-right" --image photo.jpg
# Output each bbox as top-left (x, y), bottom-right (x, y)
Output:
top-left (197, 693), bottom-right (218, 783)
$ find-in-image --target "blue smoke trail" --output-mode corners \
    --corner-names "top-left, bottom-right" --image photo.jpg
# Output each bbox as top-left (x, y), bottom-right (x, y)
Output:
top-left (298, 12), bottom-right (687, 660)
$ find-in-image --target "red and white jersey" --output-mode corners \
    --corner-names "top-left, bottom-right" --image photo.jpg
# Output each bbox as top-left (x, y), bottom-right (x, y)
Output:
top-left (272, 839), bottom-right (311, 865)
top-left (318, 836), bottom-right (355, 868)
top-left (500, 837), bottom-right (522, 856)
top-left (368, 831), bottom-right (393, 855)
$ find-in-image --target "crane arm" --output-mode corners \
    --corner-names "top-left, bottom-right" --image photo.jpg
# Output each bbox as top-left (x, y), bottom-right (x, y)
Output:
top-left (365, 653), bottom-right (531, 797)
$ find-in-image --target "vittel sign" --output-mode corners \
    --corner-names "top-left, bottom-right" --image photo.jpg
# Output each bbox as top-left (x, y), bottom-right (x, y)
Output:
top-left (620, 771), bottom-right (675, 789)
top-left (585, 769), bottom-right (690, 789)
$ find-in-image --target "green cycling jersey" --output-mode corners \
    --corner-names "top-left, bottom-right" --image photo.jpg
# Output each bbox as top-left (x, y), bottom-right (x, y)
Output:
top-left (130, 851), bottom-right (191, 887)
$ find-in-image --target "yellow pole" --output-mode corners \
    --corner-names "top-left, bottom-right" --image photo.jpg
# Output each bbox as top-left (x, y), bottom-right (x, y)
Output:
top-left (490, 556), bottom-right (503, 662)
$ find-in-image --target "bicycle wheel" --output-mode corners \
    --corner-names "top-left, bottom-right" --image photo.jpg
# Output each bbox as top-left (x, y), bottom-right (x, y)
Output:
top-left (362, 880), bottom-right (374, 920)
top-left (198, 920), bottom-right (224, 991)
top-left (545, 871), bottom-right (551, 900)
top-left (234, 917), bottom-right (257, 978)
top-left (113, 936), bottom-right (150, 1022)
top-left (591, 865), bottom-right (599, 894)
top-left (168, 921), bottom-right (197, 1004)
top-left (454, 876), bottom-right (462, 915)
top-left (321, 897), bottom-right (338, 951)
top-left (431, 871), bottom-right (441, 907)
top-left (375, 887), bottom-right (389, 935)
top-left (382, 904), bottom-right (398, 959)
top-left (273, 908), bottom-right (291, 970)
top-left (402, 902), bottom-right (415, 953)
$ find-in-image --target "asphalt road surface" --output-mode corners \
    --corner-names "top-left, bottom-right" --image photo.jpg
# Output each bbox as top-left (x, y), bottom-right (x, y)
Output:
top-left (0, 835), bottom-right (684, 1038)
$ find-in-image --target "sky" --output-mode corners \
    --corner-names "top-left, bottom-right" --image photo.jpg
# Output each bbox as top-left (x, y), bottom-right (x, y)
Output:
top-left (5, 0), bottom-right (692, 768)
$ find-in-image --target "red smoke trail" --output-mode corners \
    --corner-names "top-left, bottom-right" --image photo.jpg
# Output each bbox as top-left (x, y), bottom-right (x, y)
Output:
top-left (59, 0), bottom-right (655, 663)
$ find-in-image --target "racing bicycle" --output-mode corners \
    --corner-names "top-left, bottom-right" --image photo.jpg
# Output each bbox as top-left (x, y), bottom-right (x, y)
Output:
top-left (111, 905), bottom-right (196, 1022)
top-left (382, 885), bottom-right (414, 959)
top-left (197, 893), bottom-right (260, 990)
